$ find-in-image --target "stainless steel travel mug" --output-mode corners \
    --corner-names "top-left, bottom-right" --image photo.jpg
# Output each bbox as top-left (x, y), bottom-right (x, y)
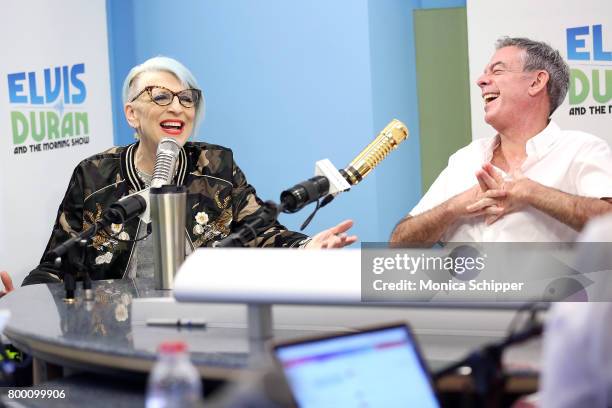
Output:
top-left (150, 185), bottom-right (186, 290)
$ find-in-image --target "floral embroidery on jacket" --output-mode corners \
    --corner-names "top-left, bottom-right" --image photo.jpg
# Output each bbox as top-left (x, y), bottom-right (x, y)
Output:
top-left (192, 208), bottom-right (232, 247)
top-left (83, 203), bottom-right (129, 265)
top-left (214, 191), bottom-right (231, 210)
top-left (195, 211), bottom-right (209, 225)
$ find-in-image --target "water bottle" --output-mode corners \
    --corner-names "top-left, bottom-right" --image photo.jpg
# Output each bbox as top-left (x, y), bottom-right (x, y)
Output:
top-left (146, 341), bottom-right (202, 408)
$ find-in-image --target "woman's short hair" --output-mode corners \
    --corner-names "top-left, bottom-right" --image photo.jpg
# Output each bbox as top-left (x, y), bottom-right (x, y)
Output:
top-left (122, 56), bottom-right (205, 130)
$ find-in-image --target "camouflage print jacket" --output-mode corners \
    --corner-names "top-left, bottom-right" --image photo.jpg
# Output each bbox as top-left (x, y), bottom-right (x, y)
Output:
top-left (23, 141), bottom-right (308, 285)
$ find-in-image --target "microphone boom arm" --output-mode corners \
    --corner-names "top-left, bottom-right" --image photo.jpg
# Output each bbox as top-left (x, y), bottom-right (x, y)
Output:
top-left (214, 201), bottom-right (282, 248)
top-left (215, 119), bottom-right (409, 245)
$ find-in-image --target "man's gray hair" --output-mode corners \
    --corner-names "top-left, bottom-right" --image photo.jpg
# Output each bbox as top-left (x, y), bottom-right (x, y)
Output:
top-left (496, 37), bottom-right (569, 116)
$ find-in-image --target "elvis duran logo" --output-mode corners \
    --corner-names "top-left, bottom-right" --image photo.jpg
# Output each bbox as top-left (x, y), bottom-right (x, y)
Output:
top-left (7, 63), bottom-right (90, 155)
top-left (566, 24), bottom-right (612, 116)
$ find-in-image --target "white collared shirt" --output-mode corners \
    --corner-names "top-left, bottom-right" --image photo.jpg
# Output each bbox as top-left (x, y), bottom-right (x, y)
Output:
top-left (410, 121), bottom-right (612, 242)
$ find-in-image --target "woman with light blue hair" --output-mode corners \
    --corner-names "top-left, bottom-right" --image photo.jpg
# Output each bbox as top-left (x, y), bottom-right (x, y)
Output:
top-left (120, 56), bottom-right (205, 182)
top-left (18, 56), bottom-right (356, 286)
top-left (122, 56), bottom-right (206, 134)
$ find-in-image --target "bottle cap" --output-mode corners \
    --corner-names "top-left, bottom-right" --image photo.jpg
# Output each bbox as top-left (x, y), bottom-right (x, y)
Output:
top-left (158, 341), bottom-right (188, 354)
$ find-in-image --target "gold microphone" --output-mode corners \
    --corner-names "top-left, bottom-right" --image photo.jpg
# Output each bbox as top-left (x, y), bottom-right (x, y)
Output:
top-left (340, 118), bottom-right (409, 185)
top-left (276, 118), bottom-right (409, 228)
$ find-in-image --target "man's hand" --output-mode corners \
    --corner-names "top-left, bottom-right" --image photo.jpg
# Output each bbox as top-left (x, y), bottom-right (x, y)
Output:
top-left (391, 178), bottom-right (506, 245)
top-left (450, 183), bottom-right (506, 220)
top-left (305, 219), bottom-right (358, 249)
top-left (0, 271), bottom-right (14, 297)
top-left (468, 163), bottom-right (534, 224)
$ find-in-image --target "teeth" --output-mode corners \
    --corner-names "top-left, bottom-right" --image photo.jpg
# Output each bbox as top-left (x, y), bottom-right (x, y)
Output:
top-left (483, 93), bottom-right (499, 103)
top-left (161, 121), bottom-right (182, 129)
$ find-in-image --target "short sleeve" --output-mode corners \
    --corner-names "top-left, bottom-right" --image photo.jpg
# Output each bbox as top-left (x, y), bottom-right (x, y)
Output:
top-left (573, 138), bottom-right (612, 199)
top-left (409, 166), bottom-right (452, 216)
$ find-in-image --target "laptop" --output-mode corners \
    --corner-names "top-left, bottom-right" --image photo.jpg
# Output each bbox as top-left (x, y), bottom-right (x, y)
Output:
top-left (272, 322), bottom-right (440, 408)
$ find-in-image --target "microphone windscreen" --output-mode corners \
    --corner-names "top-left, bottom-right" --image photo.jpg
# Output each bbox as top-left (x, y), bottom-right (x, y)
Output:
top-left (151, 138), bottom-right (180, 188)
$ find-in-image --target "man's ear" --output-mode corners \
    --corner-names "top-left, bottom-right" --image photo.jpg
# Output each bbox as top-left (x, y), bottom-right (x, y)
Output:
top-left (124, 104), bottom-right (139, 129)
top-left (528, 70), bottom-right (549, 97)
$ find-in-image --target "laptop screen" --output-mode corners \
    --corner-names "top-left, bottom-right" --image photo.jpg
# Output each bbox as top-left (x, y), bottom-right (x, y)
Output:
top-left (273, 324), bottom-right (439, 408)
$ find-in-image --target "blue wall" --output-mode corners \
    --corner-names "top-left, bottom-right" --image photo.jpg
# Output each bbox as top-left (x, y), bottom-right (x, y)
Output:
top-left (106, 0), bottom-right (464, 242)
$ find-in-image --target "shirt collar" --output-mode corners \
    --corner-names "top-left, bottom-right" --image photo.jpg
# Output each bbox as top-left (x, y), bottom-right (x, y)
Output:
top-left (481, 120), bottom-right (561, 163)
top-left (524, 120), bottom-right (560, 160)
top-left (121, 142), bottom-right (188, 192)
top-left (483, 134), bottom-right (499, 163)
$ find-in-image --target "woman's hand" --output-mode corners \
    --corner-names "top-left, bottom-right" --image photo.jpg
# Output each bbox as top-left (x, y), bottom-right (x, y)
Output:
top-left (0, 271), bottom-right (14, 297)
top-left (304, 219), bottom-right (358, 249)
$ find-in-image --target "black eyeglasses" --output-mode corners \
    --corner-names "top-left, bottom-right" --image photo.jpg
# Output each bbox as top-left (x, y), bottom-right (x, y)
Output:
top-left (130, 86), bottom-right (201, 108)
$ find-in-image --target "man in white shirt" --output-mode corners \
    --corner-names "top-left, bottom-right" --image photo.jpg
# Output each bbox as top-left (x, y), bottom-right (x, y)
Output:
top-left (390, 37), bottom-right (612, 244)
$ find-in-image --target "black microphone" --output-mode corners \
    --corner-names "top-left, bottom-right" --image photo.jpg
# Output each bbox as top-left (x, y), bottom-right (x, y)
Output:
top-left (214, 201), bottom-right (280, 247)
top-left (280, 176), bottom-right (330, 213)
top-left (280, 119), bottom-right (409, 213)
top-left (105, 194), bottom-right (147, 224)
